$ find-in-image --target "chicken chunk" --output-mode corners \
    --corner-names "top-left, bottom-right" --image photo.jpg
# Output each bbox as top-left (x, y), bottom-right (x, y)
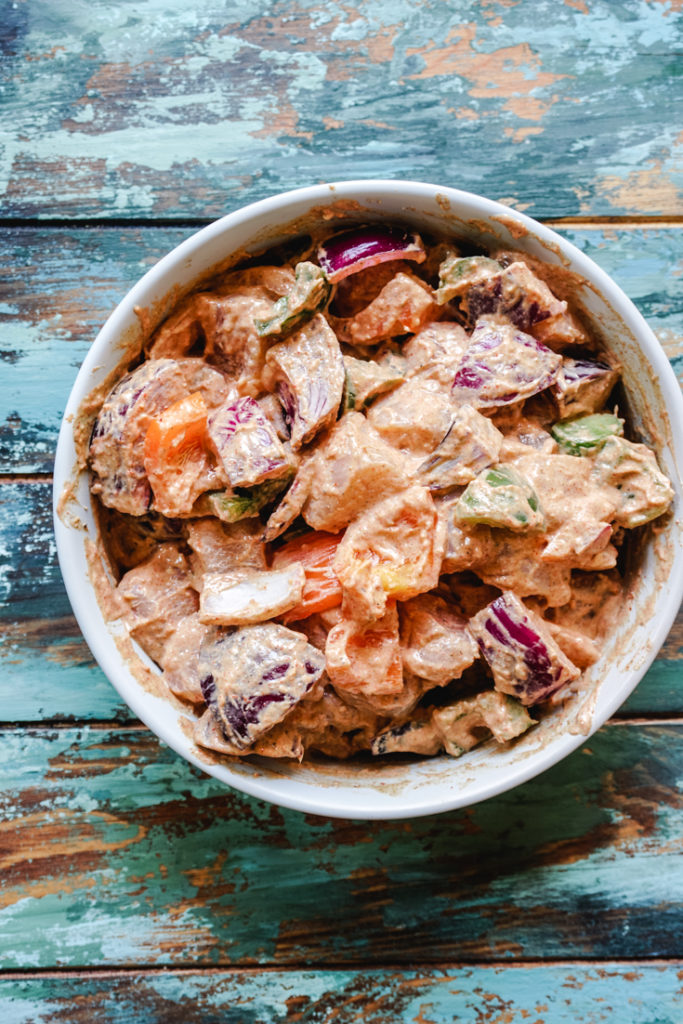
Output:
top-left (333, 484), bottom-right (446, 623)
top-left (146, 295), bottom-right (203, 358)
top-left (325, 603), bottom-right (403, 697)
top-left (367, 380), bottom-right (458, 457)
top-left (441, 515), bottom-right (574, 606)
top-left (196, 265), bottom-right (295, 392)
top-left (185, 517), bottom-right (267, 585)
top-left (512, 452), bottom-right (618, 562)
top-left (418, 404), bottom-right (504, 491)
top-left (253, 685), bottom-right (381, 760)
top-left (263, 313), bottom-right (345, 450)
top-left (117, 543), bottom-right (199, 663)
top-left (403, 320), bottom-right (470, 392)
top-left (337, 270), bottom-right (440, 345)
top-left (301, 411), bottom-right (411, 533)
top-left (399, 593), bottom-right (478, 685)
top-left (160, 614), bottom-right (211, 702)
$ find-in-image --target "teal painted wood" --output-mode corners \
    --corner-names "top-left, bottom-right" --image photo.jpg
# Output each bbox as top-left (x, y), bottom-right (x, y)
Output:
top-left (2, 964), bottom-right (682, 1023)
top-left (2, 478), bottom-right (681, 721)
top-left (0, 226), bottom-right (191, 474)
top-left (2, 225), bottom-right (682, 474)
top-left (0, 480), bottom-right (136, 721)
top-left (1, 723), bottom-right (682, 967)
top-left (1, 1), bottom-right (682, 220)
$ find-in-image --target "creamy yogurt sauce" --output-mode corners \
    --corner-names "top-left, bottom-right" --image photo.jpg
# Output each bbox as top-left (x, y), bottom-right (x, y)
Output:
top-left (86, 225), bottom-right (674, 764)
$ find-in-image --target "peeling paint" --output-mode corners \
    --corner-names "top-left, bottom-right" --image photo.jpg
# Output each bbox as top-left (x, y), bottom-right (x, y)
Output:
top-left (1, 723), bottom-right (682, 968)
top-left (2, 0), bottom-right (683, 1004)
top-left (1, 1), bottom-right (682, 218)
top-left (4, 964), bottom-right (680, 1024)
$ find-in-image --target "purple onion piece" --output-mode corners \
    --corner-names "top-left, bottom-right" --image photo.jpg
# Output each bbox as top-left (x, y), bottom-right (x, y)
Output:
top-left (277, 381), bottom-right (295, 433)
top-left (198, 623), bottom-right (326, 749)
top-left (207, 395), bottom-right (291, 488)
top-left (200, 673), bottom-right (216, 704)
top-left (470, 592), bottom-right (580, 705)
top-left (552, 356), bottom-right (620, 418)
top-left (317, 225), bottom-right (425, 283)
top-left (224, 692), bottom-right (287, 744)
top-left (266, 315), bottom-right (344, 450)
top-left (261, 662), bottom-right (290, 683)
top-left (451, 319), bottom-right (562, 409)
top-left (561, 358), bottom-right (612, 383)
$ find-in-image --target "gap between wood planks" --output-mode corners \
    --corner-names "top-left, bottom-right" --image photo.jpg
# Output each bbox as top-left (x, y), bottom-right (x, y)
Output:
top-left (2, 956), bottom-right (683, 979)
top-left (0, 215), bottom-right (682, 231)
top-left (0, 473), bottom-right (52, 485)
top-left (0, 716), bottom-right (681, 732)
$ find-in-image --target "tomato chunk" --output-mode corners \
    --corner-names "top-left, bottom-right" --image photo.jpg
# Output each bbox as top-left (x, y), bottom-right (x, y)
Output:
top-left (143, 391), bottom-right (212, 515)
top-left (272, 530), bottom-right (344, 622)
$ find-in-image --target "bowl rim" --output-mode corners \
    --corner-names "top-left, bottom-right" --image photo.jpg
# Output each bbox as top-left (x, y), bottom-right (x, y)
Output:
top-left (53, 179), bottom-right (683, 819)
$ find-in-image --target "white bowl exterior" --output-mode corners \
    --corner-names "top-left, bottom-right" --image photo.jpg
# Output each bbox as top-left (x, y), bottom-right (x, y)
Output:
top-left (54, 181), bottom-right (683, 819)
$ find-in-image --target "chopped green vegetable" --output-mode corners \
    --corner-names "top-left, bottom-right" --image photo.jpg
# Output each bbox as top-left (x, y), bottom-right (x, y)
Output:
top-left (592, 435), bottom-right (674, 527)
top-left (454, 464), bottom-right (545, 531)
top-left (551, 412), bottom-right (624, 456)
top-left (432, 692), bottom-right (535, 757)
top-left (255, 262), bottom-right (331, 338)
top-left (342, 368), bottom-right (356, 411)
top-left (196, 473), bottom-right (294, 523)
top-left (342, 354), bottom-right (404, 411)
top-left (436, 254), bottom-right (500, 304)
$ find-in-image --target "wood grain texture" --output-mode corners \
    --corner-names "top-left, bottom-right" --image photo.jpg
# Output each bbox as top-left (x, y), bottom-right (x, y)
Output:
top-left (2, 477), bottom-right (682, 722)
top-left (0, 226), bottom-right (186, 474)
top-left (2, 964), bottom-right (682, 1023)
top-left (3, 0), bottom-right (683, 1010)
top-left (1, 1), bottom-right (682, 220)
top-left (2, 224), bottom-right (682, 474)
top-left (1, 723), bottom-right (682, 968)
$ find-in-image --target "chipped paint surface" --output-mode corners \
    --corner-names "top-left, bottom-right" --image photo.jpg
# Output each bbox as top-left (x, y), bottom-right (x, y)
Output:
top-left (1, 964), bottom-right (682, 1023)
top-left (1, 1), bottom-right (682, 218)
top-left (0, 226), bottom-right (193, 473)
top-left (0, 724), bottom-right (682, 969)
top-left (2, 2), bottom-right (683, 1014)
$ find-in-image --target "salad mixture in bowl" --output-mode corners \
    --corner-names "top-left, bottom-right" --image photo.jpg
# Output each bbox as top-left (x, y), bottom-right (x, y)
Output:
top-left (54, 181), bottom-right (683, 818)
top-left (85, 217), bottom-right (674, 766)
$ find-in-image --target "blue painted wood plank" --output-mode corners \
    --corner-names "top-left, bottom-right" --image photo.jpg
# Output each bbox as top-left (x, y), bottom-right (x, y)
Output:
top-left (0, 226), bottom-right (189, 474)
top-left (1, 1), bottom-right (682, 219)
top-left (0, 723), bottom-right (681, 967)
top-left (2, 224), bottom-right (682, 474)
top-left (2, 964), bottom-right (682, 1023)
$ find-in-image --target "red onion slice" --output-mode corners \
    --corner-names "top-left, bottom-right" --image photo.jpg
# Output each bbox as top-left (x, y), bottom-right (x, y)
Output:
top-left (317, 225), bottom-right (426, 283)
top-left (469, 592), bottom-right (581, 705)
top-left (451, 317), bottom-right (562, 408)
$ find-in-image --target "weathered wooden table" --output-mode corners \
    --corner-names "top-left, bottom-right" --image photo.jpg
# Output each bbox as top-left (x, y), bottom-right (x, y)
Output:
top-left (2, 3), bottom-right (682, 1020)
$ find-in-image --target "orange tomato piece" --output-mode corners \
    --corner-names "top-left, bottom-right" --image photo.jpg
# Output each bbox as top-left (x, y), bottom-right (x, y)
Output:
top-left (272, 530), bottom-right (344, 622)
top-left (325, 602), bottom-right (403, 695)
top-left (143, 391), bottom-right (210, 514)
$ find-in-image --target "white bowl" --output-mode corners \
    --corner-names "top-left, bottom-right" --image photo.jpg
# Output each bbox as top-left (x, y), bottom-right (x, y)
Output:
top-left (54, 180), bottom-right (683, 819)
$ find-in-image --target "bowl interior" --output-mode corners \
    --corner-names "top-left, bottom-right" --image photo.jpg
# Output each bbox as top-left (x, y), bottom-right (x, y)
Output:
top-left (54, 181), bottom-right (683, 819)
